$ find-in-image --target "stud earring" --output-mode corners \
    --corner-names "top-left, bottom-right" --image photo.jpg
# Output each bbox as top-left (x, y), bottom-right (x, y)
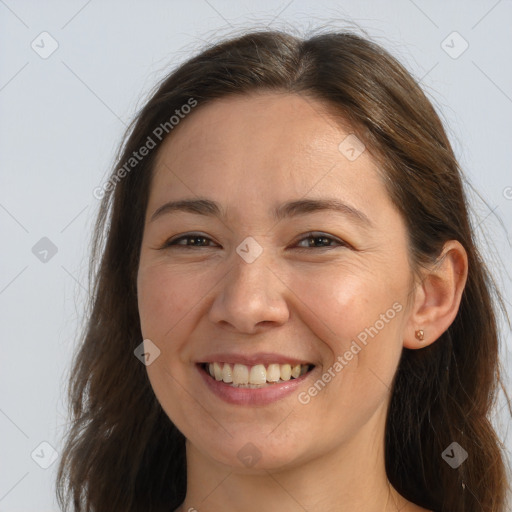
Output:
top-left (415, 329), bottom-right (425, 341)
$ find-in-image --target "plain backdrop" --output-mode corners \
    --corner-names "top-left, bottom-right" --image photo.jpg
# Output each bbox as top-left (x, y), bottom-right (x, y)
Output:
top-left (1, 1), bottom-right (511, 510)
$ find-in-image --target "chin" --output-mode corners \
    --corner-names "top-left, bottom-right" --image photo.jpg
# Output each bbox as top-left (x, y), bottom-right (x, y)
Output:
top-left (190, 429), bottom-right (311, 472)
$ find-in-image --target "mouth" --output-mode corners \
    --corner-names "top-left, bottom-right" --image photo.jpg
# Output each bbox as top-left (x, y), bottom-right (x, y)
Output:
top-left (198, 361), bottom-right (316, 388)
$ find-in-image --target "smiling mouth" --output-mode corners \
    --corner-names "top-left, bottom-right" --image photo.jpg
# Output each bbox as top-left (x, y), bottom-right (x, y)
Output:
top-left (199, 362), bottom-right (315, 388)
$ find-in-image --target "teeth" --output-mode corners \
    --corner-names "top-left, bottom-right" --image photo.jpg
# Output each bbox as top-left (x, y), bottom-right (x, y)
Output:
top-left (233, 363), bottom-right (249, 385)
top-left (205, 362), bottom-right (312, 387)
top-left (222, 363), bottom-right (233, 383)
top-left (267, 364), bottom-right (281, 382)
top-left (249, 364), bottom-right (267, 385)
top-left (280, 364), bottom-right (291, 381)
top-left (213, 362), bottom-right (223, 381)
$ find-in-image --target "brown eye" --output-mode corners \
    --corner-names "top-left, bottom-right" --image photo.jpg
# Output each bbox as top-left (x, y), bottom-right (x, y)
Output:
top-left (293, 232), bottom-right (348, 250)
top-left (160, 231), bottom-right (349, 251)
top-left (162, 233), bottom-right (217, 249)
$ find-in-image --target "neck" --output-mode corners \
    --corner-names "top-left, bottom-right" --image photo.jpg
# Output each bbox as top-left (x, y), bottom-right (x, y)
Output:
top-left (176, 405), bottom-right (412, 512)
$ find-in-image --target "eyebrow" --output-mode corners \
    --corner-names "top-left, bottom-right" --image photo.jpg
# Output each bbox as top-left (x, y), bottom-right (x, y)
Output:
top-left (150, 197), bottom-right (373, 227)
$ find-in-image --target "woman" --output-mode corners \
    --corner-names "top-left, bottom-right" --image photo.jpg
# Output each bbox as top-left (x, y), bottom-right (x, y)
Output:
top-left (56, 29), bottom-right (511, 512)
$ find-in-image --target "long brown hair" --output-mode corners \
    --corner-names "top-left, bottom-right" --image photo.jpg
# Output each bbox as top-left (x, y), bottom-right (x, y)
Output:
top-left (56, 29), bottom-right (511, 511)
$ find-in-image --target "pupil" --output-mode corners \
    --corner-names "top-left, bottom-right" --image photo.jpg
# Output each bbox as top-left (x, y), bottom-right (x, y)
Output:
top-left (311, 236), bottom-right (328, 247)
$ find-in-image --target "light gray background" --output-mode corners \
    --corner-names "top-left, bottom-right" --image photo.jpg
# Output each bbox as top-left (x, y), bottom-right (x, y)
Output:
top-left (1, 1), bottom-right (511, 510)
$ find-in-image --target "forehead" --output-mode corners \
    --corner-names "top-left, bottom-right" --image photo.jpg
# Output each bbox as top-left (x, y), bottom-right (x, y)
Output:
top-left (149, 92), bottom-right (389, 223)
top-left (155, 92), bottom-right (354, 169)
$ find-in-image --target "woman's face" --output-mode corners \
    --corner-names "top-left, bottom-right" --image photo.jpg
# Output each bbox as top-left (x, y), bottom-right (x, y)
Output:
top-left (137, 92), bottom-right (415, 470)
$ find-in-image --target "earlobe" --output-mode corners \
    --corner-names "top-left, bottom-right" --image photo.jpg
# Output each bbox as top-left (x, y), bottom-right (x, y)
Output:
top-left (403, 240), bottom-right (468, 350)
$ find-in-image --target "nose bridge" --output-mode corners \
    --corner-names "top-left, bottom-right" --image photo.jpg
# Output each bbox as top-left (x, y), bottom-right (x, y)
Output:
top-left (208, 236), bottom-right (289, 332)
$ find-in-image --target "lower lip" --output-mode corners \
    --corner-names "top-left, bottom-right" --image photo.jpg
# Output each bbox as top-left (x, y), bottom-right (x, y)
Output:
top-left (197, 364), bottom-right (315, 406)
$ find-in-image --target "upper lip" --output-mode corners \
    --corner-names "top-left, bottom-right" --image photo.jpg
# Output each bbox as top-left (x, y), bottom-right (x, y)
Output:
top-left (196, 352), bottom-right (315, 366)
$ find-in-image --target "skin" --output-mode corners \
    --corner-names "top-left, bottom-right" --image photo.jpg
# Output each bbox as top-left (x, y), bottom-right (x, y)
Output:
top-left (136, 92), bottom-right (468, 512)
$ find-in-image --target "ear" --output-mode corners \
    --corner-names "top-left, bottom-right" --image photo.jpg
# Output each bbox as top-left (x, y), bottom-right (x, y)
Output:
top-left (403, 240), bottom-right (468, 349)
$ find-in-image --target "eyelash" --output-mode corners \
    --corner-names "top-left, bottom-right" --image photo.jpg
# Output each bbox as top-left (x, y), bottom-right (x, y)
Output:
top-left (160, 232), bottom-right (350, 251)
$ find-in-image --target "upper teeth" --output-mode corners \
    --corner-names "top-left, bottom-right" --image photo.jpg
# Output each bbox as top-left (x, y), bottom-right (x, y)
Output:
top-left (207, 362), bottom-right (310, 386)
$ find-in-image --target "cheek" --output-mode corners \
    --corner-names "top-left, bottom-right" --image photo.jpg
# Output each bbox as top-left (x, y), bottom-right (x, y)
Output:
top-left (294, 260), bottom-right (403, 337)
top-left (137, 263), bottom-right (201, 339)
top-left (137, 264), bottom-right (204, 426)
top-left (290, 262), bottom-right (406, 386)
top-left (291, 268), bottom-right (406, 432)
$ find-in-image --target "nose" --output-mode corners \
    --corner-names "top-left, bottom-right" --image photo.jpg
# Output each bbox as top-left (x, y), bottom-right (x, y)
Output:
top-left (207, 246), bottom-right (290, 334)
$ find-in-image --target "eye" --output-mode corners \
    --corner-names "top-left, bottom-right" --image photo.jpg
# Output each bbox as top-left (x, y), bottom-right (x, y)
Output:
top-left (160, 231), bottom-right (349, 250)
top-left (161, 233), bottom-right (217, 249)
top-left (293, 232), bottom-right (349, 251)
